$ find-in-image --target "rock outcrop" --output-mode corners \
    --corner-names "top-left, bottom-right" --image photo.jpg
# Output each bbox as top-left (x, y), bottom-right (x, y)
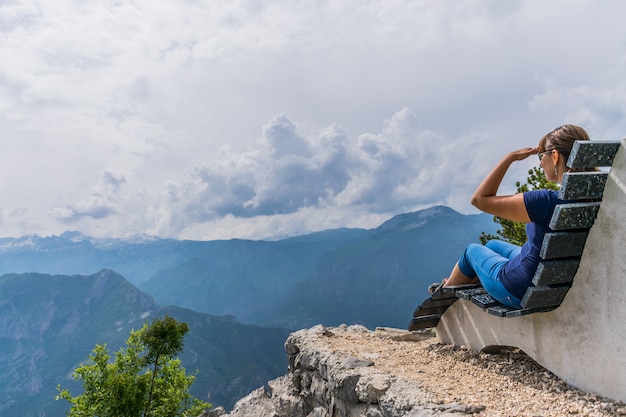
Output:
top-left (210, 325), bottom-right (479, 417)
top-left (203, 324), bottom-right (626, 417)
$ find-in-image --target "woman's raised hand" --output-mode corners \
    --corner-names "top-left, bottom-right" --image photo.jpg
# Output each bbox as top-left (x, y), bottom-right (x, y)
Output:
top-left (509, 147), bottom-right (538, 161)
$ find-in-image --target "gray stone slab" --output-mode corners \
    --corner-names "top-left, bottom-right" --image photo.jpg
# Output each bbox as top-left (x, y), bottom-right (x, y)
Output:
top-left (442, 284), bottom-right (482, 295)
top-left (412, 297), bottom-right (457, 317)
top-left (454, 287), bottom-right (487, 300)
top-left (520, 285), bottom-right (571, 309)
top-left (471, 293), bottom-right (499, 310)
top-left (533, 258), bottom-right (580, 285)
top-left (559, 172), bottom-right (608, 200)
top-left (505, 306), bottom-right (557, 318)
top-left (487, 305), bottom-right (514, 317)
top-left (408, 314), bottom-right (441, 331)
top-left (430, 286), bottom-right (458, 300)
top-left (539, 231), bottom-right (588, 259)
top-left (566, 140), bottom-right (621, 169)
top-left (549, 202), bottom-right (600, 230)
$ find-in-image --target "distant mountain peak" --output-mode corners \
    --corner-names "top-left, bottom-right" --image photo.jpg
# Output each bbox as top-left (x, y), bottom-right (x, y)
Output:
top-left (60, 230), bottom-right (88, 241)
top-left (414, 205), bottom-right (458, 218)
top-left (375, 206), bottom-right (460, 233)
top-left (56, 231), bottom-right (163, 249)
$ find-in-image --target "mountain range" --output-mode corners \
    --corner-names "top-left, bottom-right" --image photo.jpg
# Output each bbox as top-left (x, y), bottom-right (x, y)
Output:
top-left (0, 205), bottom-right (497, 415)
top-left (0, 270), bottom-right (290, 416)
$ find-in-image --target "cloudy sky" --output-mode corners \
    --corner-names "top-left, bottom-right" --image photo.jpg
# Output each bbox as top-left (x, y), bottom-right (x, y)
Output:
top-left (1, 0), bottom-right (625, 240)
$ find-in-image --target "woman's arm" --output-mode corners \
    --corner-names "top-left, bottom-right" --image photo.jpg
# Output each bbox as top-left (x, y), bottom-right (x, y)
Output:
top-left (470, 147), bottom-right (537, 223)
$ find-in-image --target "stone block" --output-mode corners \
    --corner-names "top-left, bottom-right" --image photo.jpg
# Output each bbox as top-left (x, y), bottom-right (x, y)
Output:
top-left (471, 293), bottom-right (499, 310)
top-left (454, 287), bottom-right (486, 300)
top-left (412, 297), bottom-right (457, 317)
top-left (520, 285), bottom-right (570, 309)
top-left (549, 202), bottom-right (600, 230)
top-left (566, 140), bottom-right (621, 168)
top-left (559, 172), bottom-right (608, 200)
top-left (533, 258), bottom-right (580, 285)
top-left (539, 231), bottom-right (588, 259)
top-left (408, 315), bottom-right (441, 331)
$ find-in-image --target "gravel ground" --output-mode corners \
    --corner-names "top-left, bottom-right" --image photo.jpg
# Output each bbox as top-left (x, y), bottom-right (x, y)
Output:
top-left (322, 326), bottom-right (626, 417)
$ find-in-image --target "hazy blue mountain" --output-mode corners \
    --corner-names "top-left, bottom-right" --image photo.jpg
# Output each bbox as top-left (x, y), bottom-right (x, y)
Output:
top-left (142, 206), bottom-right (497, 329)
top-left (0, 229), bottom-right (368, 287)
top-left (0, 270), bottom-right (290, 416)
top-left (0, 233), bottom-right (187, 286)
top-left (262, 206), bottom-right (495, 329)
top-left (0, 206), bottom-right (497, 330)
top-left (138, 231), bottom-right (369, 323)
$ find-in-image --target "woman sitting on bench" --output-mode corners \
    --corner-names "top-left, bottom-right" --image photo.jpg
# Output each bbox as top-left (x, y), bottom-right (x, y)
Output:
top-left (428, 124), bottom-right (590, 309)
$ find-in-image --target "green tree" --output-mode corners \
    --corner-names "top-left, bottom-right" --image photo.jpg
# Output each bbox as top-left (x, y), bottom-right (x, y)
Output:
top-left (56, 315), bottom-right (210, 417)
top-left (479, 167), bottom-right (559, 245)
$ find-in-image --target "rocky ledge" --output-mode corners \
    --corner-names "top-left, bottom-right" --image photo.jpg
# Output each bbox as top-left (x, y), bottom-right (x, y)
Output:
top-left (205, 325), bottom-right (626, 417)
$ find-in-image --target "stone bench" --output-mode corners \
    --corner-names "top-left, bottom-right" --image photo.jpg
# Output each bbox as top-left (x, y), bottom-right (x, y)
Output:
top-left (409, 140), bottom-right (621, 331)
top-left (422, 138), bottom-right (626, 404)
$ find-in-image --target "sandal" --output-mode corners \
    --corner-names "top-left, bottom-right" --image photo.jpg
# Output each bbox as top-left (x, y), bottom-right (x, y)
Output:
top-left (428, 278), bottom-right (448, 295)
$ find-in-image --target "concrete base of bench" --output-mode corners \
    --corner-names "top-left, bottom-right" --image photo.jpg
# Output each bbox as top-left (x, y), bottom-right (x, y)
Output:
top-left (437, 139), bottom-right (626, 403)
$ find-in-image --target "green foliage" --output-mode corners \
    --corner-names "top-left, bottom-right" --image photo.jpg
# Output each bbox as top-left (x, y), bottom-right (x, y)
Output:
top-left (142, 315), bottom-right (189, 363)
top-left (479, 167), bottom-right (559, 245)
top-left (56, 315), bottom-right (210, 417)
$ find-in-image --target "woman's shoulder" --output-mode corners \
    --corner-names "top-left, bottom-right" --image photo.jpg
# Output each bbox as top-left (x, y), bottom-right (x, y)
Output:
top-left (524, 189), bottom-right (559, 200)
top-left (523, 189), bottom-right (560, 223)
top-left (523, 189), bottom-right (560, 209)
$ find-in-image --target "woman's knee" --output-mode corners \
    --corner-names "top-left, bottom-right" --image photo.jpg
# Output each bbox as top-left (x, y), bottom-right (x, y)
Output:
top-left (458, 243), bottom-right (484, 277)
top-left (465, 243), bottom-right (485, 254)
top-left (484, 239), bottom-right (501, 251)
top-left (485, 239), bottom-right (520, 259)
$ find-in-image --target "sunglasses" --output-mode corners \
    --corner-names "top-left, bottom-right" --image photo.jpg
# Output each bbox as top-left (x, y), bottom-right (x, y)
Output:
top-left (538, 148), bottom-right (555, 161)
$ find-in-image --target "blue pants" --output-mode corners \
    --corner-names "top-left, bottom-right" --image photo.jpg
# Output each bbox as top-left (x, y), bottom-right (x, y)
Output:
top-left (457, 240), bottom-right (523, 309)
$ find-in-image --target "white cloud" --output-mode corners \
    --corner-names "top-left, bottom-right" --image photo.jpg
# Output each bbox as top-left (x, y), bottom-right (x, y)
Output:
top-left (1, 0), bottom-right (626, 239)
top-left (52, 170), bottom-right (126, 221)
top-left (152, 108), bottom-right (498, 238)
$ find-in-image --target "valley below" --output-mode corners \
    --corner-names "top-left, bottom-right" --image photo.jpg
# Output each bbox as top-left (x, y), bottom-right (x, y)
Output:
top-left (0, 206), bottom-right (500, 415)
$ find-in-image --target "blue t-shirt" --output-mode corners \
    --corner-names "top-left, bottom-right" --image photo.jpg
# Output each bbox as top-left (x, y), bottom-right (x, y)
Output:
top-left (499, 190), bottom-right (563, 299)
